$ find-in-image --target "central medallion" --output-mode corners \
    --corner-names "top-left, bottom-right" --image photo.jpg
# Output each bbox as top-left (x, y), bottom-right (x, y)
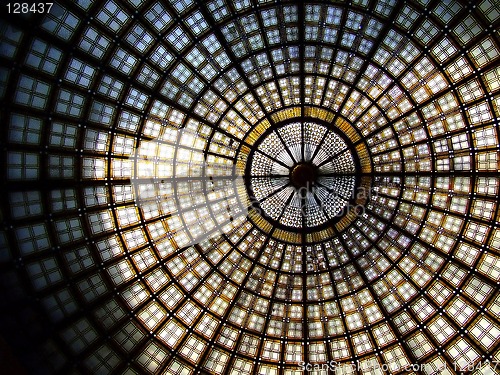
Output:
top-left (246, 121), bottom-right (361, 229)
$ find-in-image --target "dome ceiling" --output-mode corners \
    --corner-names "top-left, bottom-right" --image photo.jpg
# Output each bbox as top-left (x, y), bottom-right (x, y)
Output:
top-left (0, 0), bottom-right (500, 374)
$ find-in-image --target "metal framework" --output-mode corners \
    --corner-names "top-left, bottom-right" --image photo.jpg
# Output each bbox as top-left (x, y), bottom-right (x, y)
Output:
top-left (0, 0), bottom-right (500, 374)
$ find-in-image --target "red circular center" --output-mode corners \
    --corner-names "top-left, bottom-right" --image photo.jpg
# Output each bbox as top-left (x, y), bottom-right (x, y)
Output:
top-left (290, 163), bottom-right (317, 189)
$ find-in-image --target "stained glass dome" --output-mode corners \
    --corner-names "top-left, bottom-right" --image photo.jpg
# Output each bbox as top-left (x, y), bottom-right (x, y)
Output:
top-left (0, 0), bottom-right (500, 374)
